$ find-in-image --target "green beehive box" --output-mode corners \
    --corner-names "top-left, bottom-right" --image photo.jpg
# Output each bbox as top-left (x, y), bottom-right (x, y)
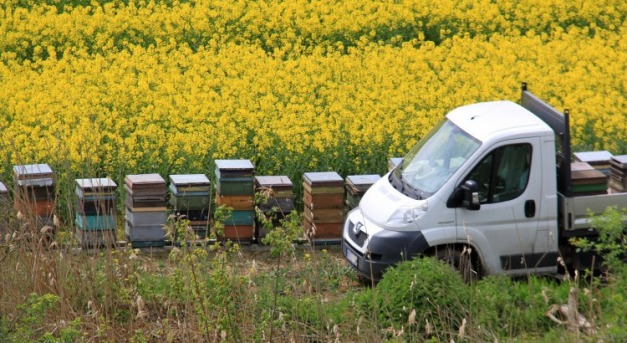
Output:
top-left (224, 210), bottom-right (255, 226)
top-left (169, 195), bottom-right (210, 210)
top-left (168, 184), bottom-right (210, 210)
top-left (215, 174), bottom-right (255, 195)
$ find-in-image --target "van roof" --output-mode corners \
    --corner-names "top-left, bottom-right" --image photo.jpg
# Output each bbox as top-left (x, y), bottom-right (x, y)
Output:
top-left (446, 100), bottom-right (554, 142)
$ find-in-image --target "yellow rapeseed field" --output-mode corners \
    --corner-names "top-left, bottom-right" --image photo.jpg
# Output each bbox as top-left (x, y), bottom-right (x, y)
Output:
top-left (0, 0), bottom-right (625, 188)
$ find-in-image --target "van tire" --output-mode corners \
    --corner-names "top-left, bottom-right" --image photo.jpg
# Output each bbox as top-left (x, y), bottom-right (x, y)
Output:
top-left (435, 245), bottom-right (481, 283)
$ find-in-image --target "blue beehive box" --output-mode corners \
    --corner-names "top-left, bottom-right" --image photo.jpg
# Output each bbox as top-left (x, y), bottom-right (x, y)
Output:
top-left (125, 220), bottom-right (166, 247)
top-left (75, 214), bottom-right (116, 230)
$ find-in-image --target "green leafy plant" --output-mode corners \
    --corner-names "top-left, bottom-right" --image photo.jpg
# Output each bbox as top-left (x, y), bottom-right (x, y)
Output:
top-left (358, 257), bottom-right (469, 341)
top-left (571, 206), bottom-right (627, 273)
top-left (12, 293), bottom-right (60, 342)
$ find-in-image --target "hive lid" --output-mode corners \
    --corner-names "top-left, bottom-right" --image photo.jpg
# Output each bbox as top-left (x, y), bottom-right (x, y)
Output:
top-left (570, 162), bottom-right (595, 172)
top-left (76, 178), bottom-right (117, 190)
top-left (610, 155), bottom-right (627, 169)
top-left (255, 175), bottom-right (293, 188)
top-left (574, 151), bottom-right (613, 165)
top-left (346, 174), bottom-right (381, 186)
top-left (215, 159), bottom-right (254, 171)
top-left (169, 174), bottom-right (211, 186)
top-left (303, 172), bottom-right (343, 185)
top-left (125, 174), bottom-right (166, 187)
top-left (16, 178), bottom-right (55, 187)
top-left (13, 164), bottom-right (54, 179)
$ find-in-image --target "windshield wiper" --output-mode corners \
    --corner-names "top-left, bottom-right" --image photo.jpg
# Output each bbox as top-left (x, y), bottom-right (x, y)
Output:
top-left (401, 179), bottom-right (423, 200)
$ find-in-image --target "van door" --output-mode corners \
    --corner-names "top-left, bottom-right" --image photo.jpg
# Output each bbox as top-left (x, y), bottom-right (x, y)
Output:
top-left (456, 138), bottom-right (556, 275)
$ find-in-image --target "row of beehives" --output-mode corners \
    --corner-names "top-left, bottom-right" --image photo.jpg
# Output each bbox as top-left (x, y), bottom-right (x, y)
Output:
top-left (0, 159), bottom-right (390, 248)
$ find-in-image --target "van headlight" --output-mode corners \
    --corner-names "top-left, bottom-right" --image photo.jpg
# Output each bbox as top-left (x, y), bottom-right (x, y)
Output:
top-left (386, 201), bottom-right (428, 226)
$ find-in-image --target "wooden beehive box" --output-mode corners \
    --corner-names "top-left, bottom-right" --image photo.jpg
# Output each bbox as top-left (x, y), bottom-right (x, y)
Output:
top-left (302, 172), bottom-right (345, 240)
top-left (609, 155), bottom-right (627, 192)
top-left (345, 174), bottom-right (380, 210)
top-left (169, 174), bottom-right (211, 211)
top-left (124, 174), bottom-right (167, 247)
top-left (12, 164), bottom-right (56, 226)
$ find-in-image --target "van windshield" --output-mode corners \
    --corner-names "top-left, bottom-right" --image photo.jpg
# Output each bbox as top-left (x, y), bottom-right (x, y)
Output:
top-left (393, 119), bottom-right (480, 199)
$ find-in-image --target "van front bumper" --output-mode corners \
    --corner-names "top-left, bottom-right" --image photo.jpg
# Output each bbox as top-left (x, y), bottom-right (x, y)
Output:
top-left (342, 228), bottom-right (430, 281)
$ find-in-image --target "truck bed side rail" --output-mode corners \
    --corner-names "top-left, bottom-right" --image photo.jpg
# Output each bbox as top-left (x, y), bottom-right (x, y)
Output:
top-left (520, 82), bottom-right (572, 196)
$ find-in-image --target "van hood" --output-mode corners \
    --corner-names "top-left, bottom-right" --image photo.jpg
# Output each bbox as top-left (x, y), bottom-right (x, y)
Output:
top-left (359, 175), bottom-right (421, 230)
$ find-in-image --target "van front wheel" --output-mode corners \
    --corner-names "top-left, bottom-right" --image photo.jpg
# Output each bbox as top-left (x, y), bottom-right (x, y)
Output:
top-left (435, 245), bottom-right (481, 283)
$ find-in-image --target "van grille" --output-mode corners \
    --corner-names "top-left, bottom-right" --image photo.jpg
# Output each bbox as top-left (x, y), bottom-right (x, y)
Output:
top-left (347, 221), bottom-right (368, 247)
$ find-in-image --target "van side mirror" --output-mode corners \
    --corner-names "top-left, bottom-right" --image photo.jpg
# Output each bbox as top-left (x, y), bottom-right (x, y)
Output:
top-left (461, 180), bottom-right (480, 211)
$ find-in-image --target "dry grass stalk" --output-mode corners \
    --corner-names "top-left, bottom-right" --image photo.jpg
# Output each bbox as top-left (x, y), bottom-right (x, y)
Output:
top-left (458, 318), bottom-right (467, 339)
top-left (407, 308), bottom-right (416, 325)
top-left (136, 295), bottom-right (148, 320)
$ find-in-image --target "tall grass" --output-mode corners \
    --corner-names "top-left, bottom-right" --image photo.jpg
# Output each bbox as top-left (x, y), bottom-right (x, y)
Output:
top-left (1, 193), bottom-right (625, 342)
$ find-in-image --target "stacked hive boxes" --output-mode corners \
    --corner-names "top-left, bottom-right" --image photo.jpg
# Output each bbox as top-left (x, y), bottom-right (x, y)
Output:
top-left (574, 151), bottom-right (613, 177)
top-left (125, 174), bottom-right (167, 248)
top-left (169, 174), bottom-right (211, 239)
top-left (13, 164), bottom-right (55, 227)
top-left (254, 175), bottom-right (295, 241)
top-left (609, 155), bottom-right (627, 192)
top-left (345, 174), bottom-right (381, 211)
top-left (303, 172), bottom-right (345, 240)
top-left (75, 178), bottom-right (117, 247)
top-left (215, 160), bottom-right (255, 242)
top-left (570, 162), bottom-right (608, 196)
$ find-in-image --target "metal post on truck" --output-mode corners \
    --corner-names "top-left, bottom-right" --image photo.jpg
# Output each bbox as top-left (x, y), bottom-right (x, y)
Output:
top-left (520, 82), bottom-right (572, 196)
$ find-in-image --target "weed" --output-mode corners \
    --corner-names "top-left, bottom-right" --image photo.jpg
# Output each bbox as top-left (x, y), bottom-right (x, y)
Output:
top-left (571, 206), bottom-right (627, 274)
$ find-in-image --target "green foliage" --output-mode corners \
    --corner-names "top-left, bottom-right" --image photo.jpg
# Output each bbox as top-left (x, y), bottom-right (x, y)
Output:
top-left (41, 317), bottom-right (82, 343)
top-left (594, 268), bottom-right (627, 341)
top-left (211, 204), bottom-right (232, 240)
top-left (358, 257), bottom-right (469, 339)
top-left (471, 276), bottom-right (569, 339)
top-left (260, 211), bottom-right (303, 257)
top-left (10, 293), bottom-right (60, 342)
top-left (571, 206), bottom-right (627, 273)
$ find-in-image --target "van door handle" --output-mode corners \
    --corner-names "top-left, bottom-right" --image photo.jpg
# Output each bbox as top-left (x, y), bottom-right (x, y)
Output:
top-left (524, 200), bottom-right (536, 218)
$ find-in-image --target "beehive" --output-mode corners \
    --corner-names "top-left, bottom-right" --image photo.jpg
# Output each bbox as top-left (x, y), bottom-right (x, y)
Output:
top-left (345, 174), bottom-right (381, 210)
top-left (302, 172), bottom-right (345, 240)
top-left (13, 164), bottom-right (56, 228)
top-left (254, 175), bottom-right (295, 241)
top-left (75, 178), bottom-right (117, 247)
top-left (124, 174), bottom-right (167, 247)
top-left (609, 155), bottom-right (627, 192)
top-left (215, 160), bottom-right (255, 243)
top-left (169, 174), bottom-right (211, 239)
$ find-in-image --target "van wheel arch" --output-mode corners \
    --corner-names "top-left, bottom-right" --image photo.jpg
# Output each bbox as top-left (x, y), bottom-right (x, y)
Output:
top-left (427, 244), bottom-right (484, 282)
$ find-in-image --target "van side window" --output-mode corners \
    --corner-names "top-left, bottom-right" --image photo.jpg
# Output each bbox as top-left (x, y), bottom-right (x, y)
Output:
top-left (465, 144), bottom-right (532, 204)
